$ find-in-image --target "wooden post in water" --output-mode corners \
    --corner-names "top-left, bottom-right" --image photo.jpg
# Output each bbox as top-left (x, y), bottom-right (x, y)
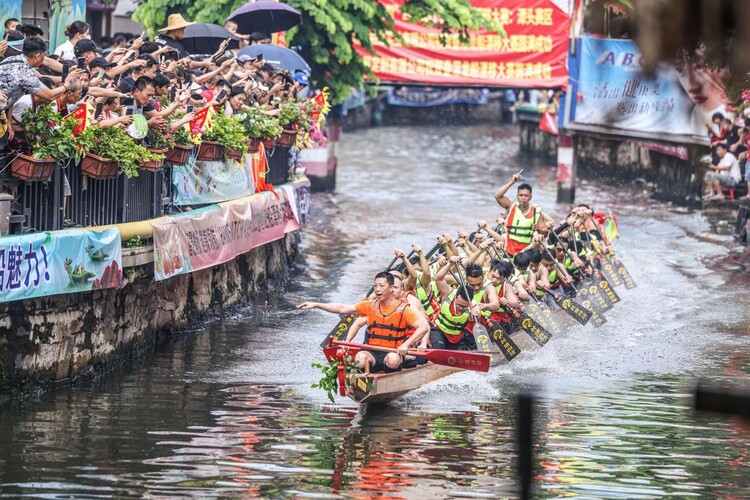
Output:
top-left (557, 133), bottom-right (576, 203)
top-left (517, 392), bottom-right (534, 500)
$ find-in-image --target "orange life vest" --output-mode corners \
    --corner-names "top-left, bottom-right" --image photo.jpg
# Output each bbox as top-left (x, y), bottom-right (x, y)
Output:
top-left (366, 299), bottom-right (412, 349)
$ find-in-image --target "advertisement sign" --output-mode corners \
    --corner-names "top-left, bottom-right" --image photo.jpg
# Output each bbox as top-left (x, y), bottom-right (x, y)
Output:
top-left (361, 0), bottom-right (572, 87)
top-left (172, 156), bottom-right (255, 206)
top-left (570, 36), bottom-right (727, 144)
top-left (152, 186), bottom-right (304, 281)
top-left (0, 228), bottom-right (122, 304)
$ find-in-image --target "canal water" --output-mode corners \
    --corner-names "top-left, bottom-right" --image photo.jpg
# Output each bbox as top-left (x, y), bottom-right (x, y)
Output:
top-left (1, 125), bottom-right (749, 498)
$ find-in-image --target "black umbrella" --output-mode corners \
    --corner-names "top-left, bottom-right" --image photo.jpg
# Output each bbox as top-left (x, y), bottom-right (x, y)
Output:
top-left (239, 44), bottom-right (310, 73)
top-left (181, 23), bottom-right (240, 55)
top-left (226, 1), bottom-right (302, 35)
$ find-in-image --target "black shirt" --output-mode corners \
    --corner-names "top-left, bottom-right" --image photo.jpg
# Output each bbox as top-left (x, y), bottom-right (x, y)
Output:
top-left (155, 34), bottom-right (188, 59)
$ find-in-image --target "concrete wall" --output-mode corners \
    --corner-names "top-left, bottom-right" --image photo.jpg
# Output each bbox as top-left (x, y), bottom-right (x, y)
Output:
top-left (0, 234), bottom-right (298, 398)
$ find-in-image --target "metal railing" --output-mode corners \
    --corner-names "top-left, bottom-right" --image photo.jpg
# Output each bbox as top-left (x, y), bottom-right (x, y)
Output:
top-left (3, 146), bottom-right (293, 235)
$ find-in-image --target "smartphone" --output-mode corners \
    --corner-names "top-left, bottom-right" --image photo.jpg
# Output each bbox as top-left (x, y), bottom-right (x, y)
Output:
top-left (169, 87), bottom-right (177, 101)
top-left (113, 73), bottom-right (122, 86)
top-left (140, 31), bottom-right (146, 40)
top-left (224, 51), bottom-right (234, 59)
top-left (126, 107), bottom-right (134, 116)
top-left (96, 69), bottom-right (105, 79)
top-left (256, 54), bottom-right (263, 61)
top-left (77, 57), bottom-right (86, 70)
top-left (186, 105), bottom-right (194, 113)
top-left (61, 61), bottom-right (70, 81)
top-left (190, 92), bottom-right (203, 101)
top-left (517, 169), bottom-right (524, 176)
top-left (216, 89), bottom-right (227, 101)
top-left (95, 102), bottom-right (104, 117)
top-left (159, 55), bottom-right (165, 65)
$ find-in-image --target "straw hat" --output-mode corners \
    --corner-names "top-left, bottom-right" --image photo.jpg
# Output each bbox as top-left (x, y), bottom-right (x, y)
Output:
top-left (158, 14), bottom-right (195, 32)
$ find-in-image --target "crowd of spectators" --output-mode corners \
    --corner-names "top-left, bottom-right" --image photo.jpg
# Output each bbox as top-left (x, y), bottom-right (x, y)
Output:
top-left (705, 110), bottom-right (750, 200)
top-left (0, 14), bottom-right (311, 174)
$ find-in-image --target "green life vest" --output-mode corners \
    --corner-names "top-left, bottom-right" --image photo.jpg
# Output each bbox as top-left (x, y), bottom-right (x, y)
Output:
top-left (435, 289), bottom-right (470, 338)
top-left (535, 267), bottom-right (558, 297)
top-left (564, 255), bottom-right (580, 276)
top-left (506, 203), bottom-right (539, 244)
top-left (416, 280), bottom-right (439, 316)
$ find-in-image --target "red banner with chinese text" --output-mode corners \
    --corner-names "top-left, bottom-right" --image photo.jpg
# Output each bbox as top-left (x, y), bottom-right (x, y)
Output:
top-left (360, 0), bottom-right (571, 88)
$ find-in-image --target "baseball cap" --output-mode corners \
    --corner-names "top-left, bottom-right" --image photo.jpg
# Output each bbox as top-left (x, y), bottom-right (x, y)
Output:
top-left (89, 57), bottom-right (116, 69)
top-left (237, 54), bottom-right (254, 63)
top-left (74, 39), bottom-right (97, 57)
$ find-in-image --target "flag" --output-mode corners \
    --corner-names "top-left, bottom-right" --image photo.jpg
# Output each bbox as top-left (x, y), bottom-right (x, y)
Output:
top-left (189, 106), bottom-right (215, 142)
top-left (310, 88), bottom-right (331, 128)
top-left (604, 213), bottom-right (620, 241)
top-left (539, 111), bottom-right (559, 135)
top-left (64, 104), bottom-right (89, 136)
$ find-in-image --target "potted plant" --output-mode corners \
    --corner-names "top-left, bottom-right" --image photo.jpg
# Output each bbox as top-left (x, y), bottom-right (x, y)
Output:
top-left (240, 107), bottom-right (283, 152)
top-left (12, 105), bottom-right (83, 181)
top-left (164, 126), bottom-right (196, 165)
top-left (82, 126), bottom-right (159, 179)
top-left (277, 101), bottom-right (303, 148)
top-left (140, 128), bottom-right (171, 172)
top-left (202, 110), bottom-right (248, 162)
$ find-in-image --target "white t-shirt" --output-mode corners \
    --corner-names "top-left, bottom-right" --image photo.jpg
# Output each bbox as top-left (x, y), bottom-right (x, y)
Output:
top-left (718, 152), bottom-right (741, 182)
top-left (54, 40), bottom-right (76, 61)
top-left (11, 94), bottom-right (33, 123)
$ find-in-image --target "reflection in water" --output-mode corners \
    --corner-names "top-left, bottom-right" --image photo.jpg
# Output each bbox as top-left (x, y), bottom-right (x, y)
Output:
top-left (0, 125), bottom-right (749, 497)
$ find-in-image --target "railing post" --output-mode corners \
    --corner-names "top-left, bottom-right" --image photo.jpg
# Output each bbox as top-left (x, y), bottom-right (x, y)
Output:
top-left (556, 133), bottom-right (576, 203)
top-left (0, 192), bottom-right (14, 235)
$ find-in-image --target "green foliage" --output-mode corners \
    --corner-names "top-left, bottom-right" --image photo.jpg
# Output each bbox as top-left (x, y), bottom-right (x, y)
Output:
top-left (125, 235), bottom-right (143, 248)
top-left (171, 126), bottom-right (197, 146)
top-left (239, 106), bottom-right (283, 139)
top-left (87, 126), bottom-right (160, 178)
top-left (278, 101), bottom-right (303, 128)
top-left (145, 127), bottom-right (176, 150)
top-left (22, 105), bottom-right (84, 160)
top-left (203, 110), bottom-right (248, 154)
top-left (133, 0), bottom-right (502, 104)
top-left (311, 353), bottom-right (361, 403)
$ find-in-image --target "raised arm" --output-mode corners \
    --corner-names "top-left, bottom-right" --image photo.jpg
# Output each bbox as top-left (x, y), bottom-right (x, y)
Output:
top-left (413, 244), bottom-right (432, 289)
top-left (395, 248), bottom-right (418, 280)
top-left (435, 256), bottom-right (461, 299)
top-left (494, 171), bottom-right (522, 209)
top-left (345, 316), bottom-right (367, 342)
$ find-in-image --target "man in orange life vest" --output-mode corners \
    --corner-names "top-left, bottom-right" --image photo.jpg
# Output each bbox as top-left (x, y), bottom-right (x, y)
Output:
top-left (298, 272), bottom-right (429, 372)
top-left (494, 171), bottom-right (554, 256)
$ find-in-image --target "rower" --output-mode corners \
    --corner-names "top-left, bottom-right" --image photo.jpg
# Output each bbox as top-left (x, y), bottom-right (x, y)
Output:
top-left (493, 171), bottom-right (554, 256)
top-left (484, 260), bottom-right (523, 334)
top-left (298, 272), bottom-right (429, 372)
top-left (397, 245), bottom-right (441, 323)
top-left (510, 251), bottom-right (536, 301)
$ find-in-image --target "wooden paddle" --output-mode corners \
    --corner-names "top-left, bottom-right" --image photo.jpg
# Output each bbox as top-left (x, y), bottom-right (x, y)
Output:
top-left (612, 257), bottom-right (637, 289)
top-left (547, 289), bottom-right (593, 326)
top-left (332, 341), bottom-right (491, 373)
top-left (319, 314), bottom-right (356, 349)
top-left (511, 307), bottom-right (553, 346)
top-left (484, 318), bottom-right (521, 361)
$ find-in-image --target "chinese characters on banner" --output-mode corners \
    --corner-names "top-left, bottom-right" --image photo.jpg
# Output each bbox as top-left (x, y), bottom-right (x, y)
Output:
top-left (152, 180), bottom-right (309, 281)
top-left (359, 0), bottom-right (572, 87)
top-left (172, 155), bottom-right (255, 206)
top-left (0, 228), bottom-right (122, 304)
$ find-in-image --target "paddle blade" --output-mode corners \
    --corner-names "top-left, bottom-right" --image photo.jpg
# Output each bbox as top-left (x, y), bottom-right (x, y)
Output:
top-left (601, 259), bottom-right (624, 287)
top-left (577, 297), bottom-right (607, 328)
top-left (421, 349), bottom-right (491, 372)
top-left (485, 319), bottom-right (521, 361)
top-left (517, 311), bottom-right (552, 346)
top-left (472, 324), bottom-right (501, 365)
top-left (614, 259), bottom-right (637, 289)
top-left (552, 293), bottom-right (593, 326)
top-left (596, 276), bottom-right (621, 305)
top-left (320, 314), bottom-right (355, 349)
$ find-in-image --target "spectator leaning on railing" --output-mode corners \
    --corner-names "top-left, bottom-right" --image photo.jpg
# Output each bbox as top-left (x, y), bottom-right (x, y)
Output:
top-left (0, 36), bottom-right (83, 151)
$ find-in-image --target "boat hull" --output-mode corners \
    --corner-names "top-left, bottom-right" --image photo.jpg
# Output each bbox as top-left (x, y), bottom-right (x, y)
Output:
top-left (348, 363), bottom-right (463, 404)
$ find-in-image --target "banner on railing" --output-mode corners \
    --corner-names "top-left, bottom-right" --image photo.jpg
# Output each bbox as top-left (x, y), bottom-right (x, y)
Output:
top-left (360, 0), bottom-right (572, 88)
top-left (152, 181), bottom-right (309, 281)
top-left (569, 36), bottom-right (728, 144)
top-left (386, 88), bottom-right (489, 107)
top-left (172, 156), bottom-right (255, 205)
top-left (0, 228), bottom-right (122, 303)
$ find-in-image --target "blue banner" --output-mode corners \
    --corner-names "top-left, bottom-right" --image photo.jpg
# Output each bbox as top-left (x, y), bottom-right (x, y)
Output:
top-left (570, 37), bottom-right (728, 144)
top-left (0, 228), bottom-right (122, 304)
top-left (387, 87), bottom-right (489, 107)
top-left (171, 156), bottom-right (255, 206)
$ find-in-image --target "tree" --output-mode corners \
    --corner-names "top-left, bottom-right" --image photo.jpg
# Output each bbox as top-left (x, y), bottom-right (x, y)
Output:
top-left (133, 0), bottom-right (502, 103)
